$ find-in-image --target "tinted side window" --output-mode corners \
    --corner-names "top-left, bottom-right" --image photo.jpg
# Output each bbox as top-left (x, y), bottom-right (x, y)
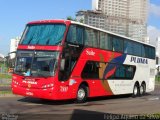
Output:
top-left (77, 27), bottom-right (84, 45)
top-left (84, 28), bottom-right (98, 47)
top-left (150, 47), bottom-right (155, 59)
top-left (115, 65), bottom-right (125, 78)
top-left (124, 40), bottom-right (134, 55)
top-left (108, 64), bottom-right (136, 80)
top-left (144, 45), bottom-right (150, 58)
top-left (124, 40), bottom-right (155, 59)
top-left (124, 40), bottom-right (142, 57)
top-left (133, 42), bottom-right (142, 56)
top-left (67, 25), bottom-right (84, 45)
top-left (125, 66), bottom-right (135, 79)
top-left (100, 32), bottom-right (112, 50)
top-left (67, 25), bottom-right (76, 43)
top-left (81, 61), bottom-right (136, 80)
top-left (141, 45), bottom-right (145, 57)
top-left (112, 36), bottom-right (123, 52)
top-left (81, 61), bottom-right (99, 79)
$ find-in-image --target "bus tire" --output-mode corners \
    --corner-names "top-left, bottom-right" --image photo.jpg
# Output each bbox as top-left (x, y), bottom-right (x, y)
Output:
top-left (76, 85), bottom-right (88, 103)
top-left (140, 83), bottom-right (146, 96)
top-left (132, 84), bottom-right (139, 97)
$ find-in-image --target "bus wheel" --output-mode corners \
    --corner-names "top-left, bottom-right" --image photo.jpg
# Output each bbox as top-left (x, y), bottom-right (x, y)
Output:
top-left (140, 83), bottom-right (146, 96)
top-left (76, 85), bottom-right (88, 103)
top-left (133, 84), bottom-right (139, 97)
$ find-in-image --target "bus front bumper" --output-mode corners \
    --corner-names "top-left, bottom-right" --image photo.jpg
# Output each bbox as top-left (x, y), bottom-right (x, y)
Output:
top-left (12, 84), bottom-right (75, 100)
top-left (12, 84), bottom-right (59, 100)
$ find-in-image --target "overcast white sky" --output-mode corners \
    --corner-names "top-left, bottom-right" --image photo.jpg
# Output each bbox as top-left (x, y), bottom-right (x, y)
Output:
top-left (148, 3), bottom-right (160, 45)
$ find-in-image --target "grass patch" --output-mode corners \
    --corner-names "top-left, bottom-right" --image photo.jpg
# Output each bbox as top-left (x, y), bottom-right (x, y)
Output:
top-left (0, 91), bottom-right (12, 95)
top-left (0, 84), bottom-right (11, 86)
top-left (0, 73), bottom-right (12, 79)
top-left (156, 76), bottom-right (160, 82)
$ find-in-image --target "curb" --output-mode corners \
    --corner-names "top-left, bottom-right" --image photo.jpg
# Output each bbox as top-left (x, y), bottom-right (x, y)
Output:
top-left (155, 83), bottom-right (160, 86)
top-left (0, 93), bottom-right (20, 97)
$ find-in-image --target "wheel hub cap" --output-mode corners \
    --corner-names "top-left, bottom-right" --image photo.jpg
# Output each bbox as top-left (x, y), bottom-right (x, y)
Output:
top-left (134, 87), bottom-right (138, 95)
top-left (78, 89), bottom-right (85, 99)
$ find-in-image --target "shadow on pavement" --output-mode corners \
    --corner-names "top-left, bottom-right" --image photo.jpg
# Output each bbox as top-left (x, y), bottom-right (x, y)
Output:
top-left (11, 109), bottom-right (155, 120)
top-left (17, 94), bottom-right (138, 106)
top-left (18, 97), bottom-right (74, 105)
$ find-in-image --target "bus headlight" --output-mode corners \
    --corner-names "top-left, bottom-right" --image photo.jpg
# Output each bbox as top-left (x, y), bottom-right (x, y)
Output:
top-left (42, 84), bottom-right (54, 89)
top-left (13, 80), bottom-right (19, 85)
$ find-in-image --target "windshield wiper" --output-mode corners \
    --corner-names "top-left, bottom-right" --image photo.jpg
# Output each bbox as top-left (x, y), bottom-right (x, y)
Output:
top-left (36, 73), bottom-right (48, 78)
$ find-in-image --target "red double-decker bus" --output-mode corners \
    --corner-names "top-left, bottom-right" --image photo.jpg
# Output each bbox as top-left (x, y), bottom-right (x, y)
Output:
top-left (12, 19), bottom-right (155, 103)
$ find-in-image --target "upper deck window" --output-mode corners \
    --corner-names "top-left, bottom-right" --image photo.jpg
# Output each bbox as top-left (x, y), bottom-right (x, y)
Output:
top-left (20, 24), bottom-right (66, 45)
top-left (112, 36), bottom-right (123, 52)
top-left (99, 32), bottom-right (112, 50)
top-left (66, 25), bottom-right (84, 45)
top-left (84, 28), bottom-right (98, 47)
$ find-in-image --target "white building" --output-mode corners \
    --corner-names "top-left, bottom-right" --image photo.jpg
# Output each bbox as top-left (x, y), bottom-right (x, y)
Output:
top-left (92, 0), bottom-right (99, 10)
top-left (156, 37), bottom-right (160, 65)
top-left (76, 10), bottom-right (106, 29)
top-left (144, 37), bottom-right (150, 44)
top-left (0, 53), bottom-right (4, 58)
top-left (77, 0), bottom-right (148, 42)
top-left (128, 0), bottom-right (147, 42)
top-left (10, 37), bottom-right (21, 59)
top-left (91, 0), bottom-right (128, 36)
top-left (0, 53), bottom-right (5, 62)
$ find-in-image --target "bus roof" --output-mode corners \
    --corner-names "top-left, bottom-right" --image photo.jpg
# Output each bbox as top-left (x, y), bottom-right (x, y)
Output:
top-left (27, 19), bottom-right (71, 25)
top-left (27, 19), bottom-right (155, 48)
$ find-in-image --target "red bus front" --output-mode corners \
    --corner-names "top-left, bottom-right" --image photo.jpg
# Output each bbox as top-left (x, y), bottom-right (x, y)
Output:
top-left (11, 20), bottom-right (79, 100)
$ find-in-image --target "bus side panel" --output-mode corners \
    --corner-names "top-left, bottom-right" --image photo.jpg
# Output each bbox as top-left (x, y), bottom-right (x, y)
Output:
top-left (70, 48), bottom-right (122, 97)
top-left (147, 59), bottom-right (156, 92)
top-left (86, 80), bottom-right (114, 97)
top-left (123, 55), bottom-right (156, 94)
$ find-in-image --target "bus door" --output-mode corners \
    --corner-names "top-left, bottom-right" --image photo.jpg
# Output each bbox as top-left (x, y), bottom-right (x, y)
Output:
top-left (58, 25), bottom-right (85, 81)
top-left (58, 44), bottom-right (84, 81)
top-left (81, 61), bottom-right (100, 96)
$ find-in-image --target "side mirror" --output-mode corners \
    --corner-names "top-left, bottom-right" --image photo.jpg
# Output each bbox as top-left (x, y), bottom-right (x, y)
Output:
top-left (60, 59), bottom-right (65, 71)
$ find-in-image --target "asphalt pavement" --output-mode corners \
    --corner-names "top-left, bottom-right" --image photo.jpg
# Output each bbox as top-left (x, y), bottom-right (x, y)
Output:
top-left (0, 84), bottom-right (160, 120)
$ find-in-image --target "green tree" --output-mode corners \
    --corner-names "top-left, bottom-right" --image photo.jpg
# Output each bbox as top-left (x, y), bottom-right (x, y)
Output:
top-left (66, 16), bottom-right (77, 21)
top-left (79, 18), bottom-right (84, 23)
top-left (67, 16), bottom-right (73, 20)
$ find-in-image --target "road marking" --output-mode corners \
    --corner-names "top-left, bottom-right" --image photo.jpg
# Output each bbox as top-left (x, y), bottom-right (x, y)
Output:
top-left (148, 97), bottom-right (159, 101)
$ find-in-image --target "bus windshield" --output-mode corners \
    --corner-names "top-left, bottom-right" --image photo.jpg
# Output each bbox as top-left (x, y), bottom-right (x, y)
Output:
top-left (15, 50), bottom-right (59, 77)
top-left (20, 24), bottom-right (66, 45)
